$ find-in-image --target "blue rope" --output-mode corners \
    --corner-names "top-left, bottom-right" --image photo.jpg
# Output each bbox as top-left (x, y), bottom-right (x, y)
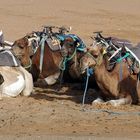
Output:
top-left (118, 53), bottom-right (130, 82)
top-left (117, 53), bottom-right (130, 63)
top-left (59, 49), bottom-right (76, 71)
top-left (82, 67), bottom-right (94, 106)
top-left (110, 53), bottom-right (130, 82)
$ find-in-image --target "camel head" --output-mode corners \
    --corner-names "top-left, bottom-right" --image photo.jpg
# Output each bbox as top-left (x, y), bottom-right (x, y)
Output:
top-left (12, 32), bottom-right (40, 69)
top-left (80, 42), bottom-right (105, 74)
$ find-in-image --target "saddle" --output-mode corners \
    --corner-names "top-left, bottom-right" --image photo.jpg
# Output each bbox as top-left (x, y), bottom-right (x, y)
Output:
top-left (56, 34), bottom-right (87, 52)
top-left (46, 32), bottom-right (86, 53)
top-left (128, 44), bottom-right (140, 60)
top-left (0, 49), bottom-right (20, 67)
top-left (46, 36), bottom-right (61, 51)
top-left (110, 37), bottom-right (133, 49)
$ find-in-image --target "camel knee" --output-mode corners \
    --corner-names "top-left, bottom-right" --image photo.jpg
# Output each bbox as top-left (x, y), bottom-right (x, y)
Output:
top-left (22, 71), bottom-right (33, 96)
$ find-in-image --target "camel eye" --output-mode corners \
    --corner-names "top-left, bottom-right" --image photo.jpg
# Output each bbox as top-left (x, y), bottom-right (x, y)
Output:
top-left (19, 45), bottom-right (24, 49)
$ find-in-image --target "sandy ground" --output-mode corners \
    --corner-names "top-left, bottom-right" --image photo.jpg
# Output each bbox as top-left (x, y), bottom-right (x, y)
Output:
top-left (0, 0), bottom-right (140, 139)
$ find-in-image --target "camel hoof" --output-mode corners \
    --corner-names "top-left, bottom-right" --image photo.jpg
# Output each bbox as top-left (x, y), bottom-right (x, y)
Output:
top-left (105, 100), bottom-right (120, 107)
top-left (92, 98), bottom-right (104, 105)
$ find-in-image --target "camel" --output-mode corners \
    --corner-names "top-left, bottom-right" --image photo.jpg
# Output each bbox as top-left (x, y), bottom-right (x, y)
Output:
top-left (0, 31), bottom-right (33, 98)
top-left (80, 43), bottom-right (140, 106)
top-left (0, 66), bottom-right (33, 98)
top-left (12, 27), bottom-right (88, 88)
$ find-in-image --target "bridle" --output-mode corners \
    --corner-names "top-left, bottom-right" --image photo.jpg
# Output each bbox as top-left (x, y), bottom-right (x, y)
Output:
top-left (22, 33), bottom-right (40, 70)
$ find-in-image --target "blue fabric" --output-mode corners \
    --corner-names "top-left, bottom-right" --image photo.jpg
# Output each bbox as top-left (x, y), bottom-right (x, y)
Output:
top-left (56, 34), bottom-right (86, 52)
top-left (117, 53), bottom-right (130, 63)
top-left (87, 68), bottom-right (94, 76)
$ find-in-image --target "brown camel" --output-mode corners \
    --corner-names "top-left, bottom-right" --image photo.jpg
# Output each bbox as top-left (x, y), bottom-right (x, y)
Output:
top-left (80, 44), bottom-right (140, 106)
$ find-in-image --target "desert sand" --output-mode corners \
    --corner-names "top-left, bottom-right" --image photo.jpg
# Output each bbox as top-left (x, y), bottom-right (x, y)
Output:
top-left (0, 0), bottom-right (140, 139)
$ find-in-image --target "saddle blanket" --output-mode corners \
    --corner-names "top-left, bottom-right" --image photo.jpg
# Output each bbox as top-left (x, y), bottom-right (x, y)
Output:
top-left (111, 37), bottom-right (133, 49)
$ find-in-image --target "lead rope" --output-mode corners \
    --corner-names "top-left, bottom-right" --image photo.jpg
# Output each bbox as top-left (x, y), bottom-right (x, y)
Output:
top-left (82, 67), bottom-right (93, 107)
top-left (59, 49), bottom-right (77, 88)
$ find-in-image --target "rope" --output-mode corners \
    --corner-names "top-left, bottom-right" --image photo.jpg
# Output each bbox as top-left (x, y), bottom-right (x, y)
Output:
top-left (59, 48), bottom-right (77, 71)
top-left (58, 48), bottom-right (77, 89)
top-left (81, 108), bottom-right (140, 116)
top-left (82, 67), bottom-right (93, 106)
top-left (118, 52), bottom-right (128, 82)
top-left (116, 53), bottom-right (130, 63)
top-left (23, 58), bottom-right (32, 69)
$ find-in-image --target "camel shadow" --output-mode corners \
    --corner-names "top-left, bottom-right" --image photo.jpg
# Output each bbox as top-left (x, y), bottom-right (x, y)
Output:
top-left (30, 82), bottom-right (98, 104)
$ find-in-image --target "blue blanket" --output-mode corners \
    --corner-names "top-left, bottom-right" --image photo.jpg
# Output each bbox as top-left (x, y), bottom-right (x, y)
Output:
top-left (56, 34), bottom-right (86, 52)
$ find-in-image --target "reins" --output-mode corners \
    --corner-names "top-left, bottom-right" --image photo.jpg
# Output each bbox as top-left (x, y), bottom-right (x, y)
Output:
top-left (23, 58), bottom-right (32, 69)
top-left (59, 48), bottom-right (77, 71)
top-left (82, 52), bottom-right (103, 107)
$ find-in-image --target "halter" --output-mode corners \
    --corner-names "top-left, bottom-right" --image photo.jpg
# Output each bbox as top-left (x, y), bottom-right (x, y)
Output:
top-left (23, 58), bottom-right (32, 69)
top-left (23, 34), bottom-right (40, 70)
top-left (81, 51), bottom-right (103, 106)
top-left (59, 48), bottom-right (77, 71)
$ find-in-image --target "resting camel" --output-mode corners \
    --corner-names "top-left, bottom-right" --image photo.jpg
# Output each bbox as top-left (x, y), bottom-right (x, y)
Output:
top-left (80, 43), bottom-right (140, 106)
top-left (12, 29), bottom-right (89, 88)
top-left (0, 66), bottom-right (33, 98)
top-left (0, 31), bottom-right (33, 98)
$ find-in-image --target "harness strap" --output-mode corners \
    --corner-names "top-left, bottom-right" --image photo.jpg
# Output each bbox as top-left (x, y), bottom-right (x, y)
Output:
top-left (86, 52), bottom-right (97, 66)
top-left (39, 35), bottom-right (47, 73)
top-left (58, 48), bottom-right (77, 88)
top-left (119, 60), bottom-right (123, 82)
top-left (59, 48), bottom-right (77, 71)
top-left (117, 53), bottom-right (130, 63)
top-left (24, 58), bottom-right (32, 69)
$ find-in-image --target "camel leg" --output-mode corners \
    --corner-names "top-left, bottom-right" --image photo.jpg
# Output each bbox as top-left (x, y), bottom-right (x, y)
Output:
top-left (44, 72), bottom-right (60, 85)
top-left (92, 97), bottom-right (105, 105)
top-left (34, 72), bottom-right (60, 88)
top-left (106, 96), bottom-right (132, 106)
top-left (18, 66), bottom-right (33, 96)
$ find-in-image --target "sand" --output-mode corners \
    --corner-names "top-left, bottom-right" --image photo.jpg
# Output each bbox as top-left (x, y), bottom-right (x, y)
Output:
top-left (0, 0), bottom-right (140, 139)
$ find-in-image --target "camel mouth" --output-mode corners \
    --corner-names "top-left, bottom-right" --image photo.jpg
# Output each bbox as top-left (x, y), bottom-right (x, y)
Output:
top-left (80, 66), bottom-right (88, 74)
